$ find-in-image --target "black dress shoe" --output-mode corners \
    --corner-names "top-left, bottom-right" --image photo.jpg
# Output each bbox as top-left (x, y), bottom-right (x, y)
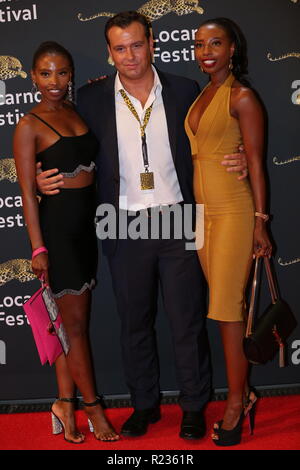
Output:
top-left (121, 407), bottom-right (161, 437)
top-left (179, 411), bottom-right (206, 440)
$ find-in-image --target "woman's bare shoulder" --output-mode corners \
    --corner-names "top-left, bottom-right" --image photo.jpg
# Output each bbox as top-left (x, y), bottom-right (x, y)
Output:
top-left (14, 113), bottom-right (39, 142)
top-left (231, 80), bottom-right (256, 103)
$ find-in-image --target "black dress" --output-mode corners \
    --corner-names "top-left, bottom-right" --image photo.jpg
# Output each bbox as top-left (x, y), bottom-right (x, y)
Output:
top-left (29, 113), bottom-right (99, 298)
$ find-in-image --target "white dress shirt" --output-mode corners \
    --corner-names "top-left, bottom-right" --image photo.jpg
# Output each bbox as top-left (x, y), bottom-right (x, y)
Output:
top-left (115, 66), bottom-right (183, 211)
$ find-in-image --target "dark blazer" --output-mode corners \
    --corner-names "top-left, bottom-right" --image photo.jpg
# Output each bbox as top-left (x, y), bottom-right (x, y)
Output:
top-left (77, 69), bottom-right (200, 256)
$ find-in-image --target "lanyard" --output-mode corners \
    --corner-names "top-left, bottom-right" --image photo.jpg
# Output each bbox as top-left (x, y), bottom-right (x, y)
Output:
top-left (119, 89), bottom-right (153, 172)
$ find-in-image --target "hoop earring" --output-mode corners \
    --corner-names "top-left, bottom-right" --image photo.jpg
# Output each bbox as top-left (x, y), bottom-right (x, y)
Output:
top-left (229, 58), bottom-right (233, 70)
top-left (108, 56), bottom-right (115, 66)
top-left (68, 80), bottom-right (73, 102)
top-left (31, 81), bottom-right (38, 94)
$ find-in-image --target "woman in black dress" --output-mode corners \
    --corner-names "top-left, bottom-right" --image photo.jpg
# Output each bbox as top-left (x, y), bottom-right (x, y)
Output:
top-left (13, 42), bottom-right (119, 443)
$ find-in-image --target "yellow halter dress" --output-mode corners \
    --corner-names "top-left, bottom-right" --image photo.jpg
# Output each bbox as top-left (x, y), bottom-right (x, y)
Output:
top-left (185, 73), bottom-right (254, 322)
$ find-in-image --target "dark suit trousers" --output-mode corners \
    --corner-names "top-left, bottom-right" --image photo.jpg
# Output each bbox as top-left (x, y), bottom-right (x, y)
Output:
top-left (108, 210), bottom-right (211, 411)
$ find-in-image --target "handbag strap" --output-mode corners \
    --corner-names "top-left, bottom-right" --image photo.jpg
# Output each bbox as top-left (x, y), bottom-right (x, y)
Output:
top-left (245, 257), bottom-right (279, 337)
top-left (263, 257), bottom-right (278, 304)
top-left (245, 257), bottom-right (260, 337)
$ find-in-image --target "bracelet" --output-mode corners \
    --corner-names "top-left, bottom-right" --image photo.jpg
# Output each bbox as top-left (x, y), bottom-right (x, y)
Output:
top-left (255, 212), bottom-right (269, 222)
top-left (32, 246), bottom-right (48, 260)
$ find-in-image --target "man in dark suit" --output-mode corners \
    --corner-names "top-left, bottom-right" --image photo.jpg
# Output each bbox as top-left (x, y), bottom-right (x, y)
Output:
top-left (37, 11), bottom-right (247, 440)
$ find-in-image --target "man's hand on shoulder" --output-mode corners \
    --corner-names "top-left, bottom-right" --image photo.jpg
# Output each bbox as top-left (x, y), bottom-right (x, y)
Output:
top-left (36, 162), bottom-right (64, 195)
top-left (221, 145), bottom-right (248, 180)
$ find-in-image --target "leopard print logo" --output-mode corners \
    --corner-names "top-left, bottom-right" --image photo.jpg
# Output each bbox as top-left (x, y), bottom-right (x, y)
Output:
top-left (0, 259), bottom-right (36, 287)
top-left (0, 56), bottom-right (27, 81)
top-left (78, 0), bottom-right (204, 22)
top-left (267, 52), bottom-right (300, 62)
top-left (278, 256), bottom-right (300, 266)
top-left (273, 155), bottom-right (300, 165)
top-left (0, 158), bottom-right (18, 183)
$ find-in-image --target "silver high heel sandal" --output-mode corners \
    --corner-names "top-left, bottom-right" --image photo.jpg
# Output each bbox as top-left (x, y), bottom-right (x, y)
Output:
top-left (51, 397), bottom-right (85, 444)
top-left (83, 396), bottom-right (120, 441)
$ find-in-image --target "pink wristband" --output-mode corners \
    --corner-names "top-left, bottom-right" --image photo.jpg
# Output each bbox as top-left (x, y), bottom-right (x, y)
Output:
top-left (32, 246), bottom-right (48, 260)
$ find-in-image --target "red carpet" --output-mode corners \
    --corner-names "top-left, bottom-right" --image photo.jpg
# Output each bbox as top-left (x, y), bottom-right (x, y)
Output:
top-left (0, 395), bottom-right (299, 450)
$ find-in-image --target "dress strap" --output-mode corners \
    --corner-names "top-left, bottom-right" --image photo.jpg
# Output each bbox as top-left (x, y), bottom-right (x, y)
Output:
top-left (224, 72), bottom-right (235, 87)
top-left (28, 112), bottom-right (62, 137)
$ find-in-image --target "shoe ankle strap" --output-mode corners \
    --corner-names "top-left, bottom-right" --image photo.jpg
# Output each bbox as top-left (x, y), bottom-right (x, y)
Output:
top-left (56, 397), bottom-right (78, 403)
top-left (82, 396), bottom-right (101, 407)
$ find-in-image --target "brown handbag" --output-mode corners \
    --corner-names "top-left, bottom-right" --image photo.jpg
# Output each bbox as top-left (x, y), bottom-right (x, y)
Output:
top-left (243, 257), bottom-right (297, 367)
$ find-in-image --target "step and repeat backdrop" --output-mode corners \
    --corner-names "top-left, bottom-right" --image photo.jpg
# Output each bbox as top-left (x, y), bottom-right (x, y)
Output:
top-left (0, 0), bottom-right (299, 402)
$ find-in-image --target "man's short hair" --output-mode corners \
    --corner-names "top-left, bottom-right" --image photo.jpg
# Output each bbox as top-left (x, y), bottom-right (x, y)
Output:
top-left (105, 10), bottom-right (151, 44)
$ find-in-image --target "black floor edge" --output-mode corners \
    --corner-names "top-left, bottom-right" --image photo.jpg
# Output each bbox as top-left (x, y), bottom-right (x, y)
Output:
top-left (1, 384), bottom-right (300, 414)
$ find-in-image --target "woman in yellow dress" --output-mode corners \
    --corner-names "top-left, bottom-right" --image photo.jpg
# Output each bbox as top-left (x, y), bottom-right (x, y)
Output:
top-left (185, 18), bottom-right (272, 446)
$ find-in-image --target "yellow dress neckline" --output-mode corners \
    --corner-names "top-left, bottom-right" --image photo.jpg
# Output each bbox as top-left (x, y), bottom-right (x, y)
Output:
top-left (189, 73), bottom-right (235, 138)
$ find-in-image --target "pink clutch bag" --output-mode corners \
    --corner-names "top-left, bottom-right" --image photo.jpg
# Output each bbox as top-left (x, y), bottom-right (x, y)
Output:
top-left (23, 282), bottom-right (70, 366)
